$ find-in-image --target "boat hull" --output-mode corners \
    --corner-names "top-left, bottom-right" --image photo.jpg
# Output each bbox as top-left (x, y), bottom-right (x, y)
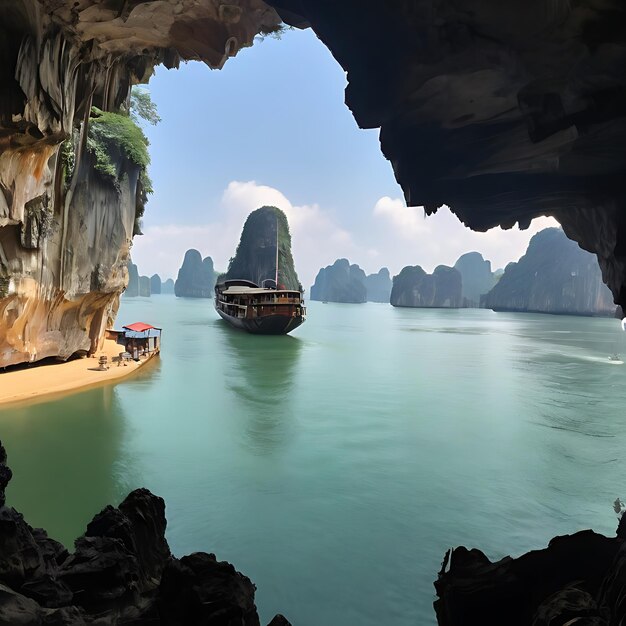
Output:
top-left (216, 308), bottom-right (304, 335)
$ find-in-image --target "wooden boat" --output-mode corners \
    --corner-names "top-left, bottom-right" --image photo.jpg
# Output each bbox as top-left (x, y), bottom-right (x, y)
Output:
top-left (214, 279), bottom-right (306, 335)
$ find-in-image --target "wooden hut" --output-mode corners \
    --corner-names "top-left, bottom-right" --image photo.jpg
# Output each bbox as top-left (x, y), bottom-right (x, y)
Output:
top-left (107, 322), bottom-right (161, 360)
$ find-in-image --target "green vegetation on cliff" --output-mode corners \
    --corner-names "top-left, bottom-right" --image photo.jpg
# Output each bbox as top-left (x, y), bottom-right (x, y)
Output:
top-left (223, 206), bottom-right (302, 291)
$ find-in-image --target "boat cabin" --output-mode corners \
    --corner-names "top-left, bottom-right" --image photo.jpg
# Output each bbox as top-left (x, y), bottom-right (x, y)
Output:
top-left (106, 322), bottom-right (162, 360)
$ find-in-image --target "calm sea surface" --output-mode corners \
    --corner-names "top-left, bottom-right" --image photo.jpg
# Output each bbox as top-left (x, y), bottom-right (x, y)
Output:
top-left (1, 298), bottom-right (625, 624)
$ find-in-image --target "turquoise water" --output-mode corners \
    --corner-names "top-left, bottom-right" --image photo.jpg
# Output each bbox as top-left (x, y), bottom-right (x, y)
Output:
top-left (1, 297), bottom-right (625, 625)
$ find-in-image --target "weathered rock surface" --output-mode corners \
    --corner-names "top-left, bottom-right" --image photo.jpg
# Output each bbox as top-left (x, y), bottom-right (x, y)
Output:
top-left (161, 278), bottom-right (175, 295)
top-left (364, 267), bottom-right (392, 303)
top-left (454, 252), bottom-right (496, 308)
top-left (268, 0), bottom-right (626, 311)
top-left (434, 528), bottom-right (626, 626)
top-left (175, 250), bottom-right (218, 298)
top-left (482, 228), bottom-right (616, 316)
top-left (310, 260), bottom-right (392, 303)
top-left (3, 0), bottom-right (626, 363)
top-left (391, 265), bottom-right (462, 308)
top-left (0, 1), bottom-right (282, 367)
top-left (310, 259), bottom-right (367, 303)
top-left (150, 274), bottom-right (162, 295)
top-left (0, 440), bottom-right (290, 626)
top-left (223, 206), bottom-right (302, 291)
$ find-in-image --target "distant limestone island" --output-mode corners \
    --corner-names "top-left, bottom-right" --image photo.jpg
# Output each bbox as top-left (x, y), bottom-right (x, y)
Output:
top-left (124, 262), bottom-right (173, 297)
top-left (311, 228), bottom-right (616, 317)
top-left (220, 206), bottom-right (302, 290)
top-left (123, 252), bottom-right (217, 298)
top-left (482, 227), bottom-right (615, 316)
top-left (310, 259), bottom-right (391, 303)
top-left (174, 250), bottom-right (218, 298)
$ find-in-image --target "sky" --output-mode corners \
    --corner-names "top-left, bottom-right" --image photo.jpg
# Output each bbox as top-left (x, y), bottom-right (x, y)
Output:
top-left (131, 28), bottom-right (557, 288)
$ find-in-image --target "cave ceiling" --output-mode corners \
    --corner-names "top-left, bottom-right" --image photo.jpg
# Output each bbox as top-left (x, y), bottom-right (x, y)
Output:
top-left (1, 0), bottom-right (626, 307)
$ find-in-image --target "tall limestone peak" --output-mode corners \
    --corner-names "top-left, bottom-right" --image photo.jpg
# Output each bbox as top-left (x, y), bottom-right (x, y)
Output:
top-left (223, 206), bottom-right (302, 291)
top-left (482, 228), bottom-right (616, 315)
top-left (454, 252), bottom-right (496, 307)
top-left (391, 264), bottom-right (462, 308)
top-left (175, 250), bottom-right (217, 298)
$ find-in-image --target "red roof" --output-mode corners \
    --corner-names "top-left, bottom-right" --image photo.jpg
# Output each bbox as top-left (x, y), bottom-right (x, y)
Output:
top-left (123, 322), bottom-right (157, 332)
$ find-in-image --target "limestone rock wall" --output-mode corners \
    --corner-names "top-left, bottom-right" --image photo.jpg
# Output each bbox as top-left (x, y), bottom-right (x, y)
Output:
top-left (223, 206), bottom-right (302, 291)
top-left (391, 265), bottom-right (462, 308)
top-left (310, 259), bottom-right (367, 303)
top-left (0, 0), bottom-right (282, 367)
top-left (150, 274), bottom-right (162, 294)
top-left (454, 252), bottom-right (496, 308)
top-left (364, 267), bottom-right (392, 303)
top-left (175, 250), bottom-right (217, 298)
top-left (482, 228), bottom-right (616, 316)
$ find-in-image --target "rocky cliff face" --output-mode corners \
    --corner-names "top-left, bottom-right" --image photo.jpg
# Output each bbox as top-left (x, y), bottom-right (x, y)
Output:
top-left (435, 523), bottom-right (626, 626)
top-left (454, 252), bottom-right (496, 308)
top-left (310, 258), bottom-right (367, 303)
top-left (1, 0), bottom-right (625, 361)
top-left (364, 267), bottom-right (392, 303)
top-left (482, 228), bottom-right (616, 316)
top-left (175, 250), bottom-right (217, 298)
top-left (161, 278), bottom-right (175, 295)
top-left (391, 265), bottom-right (462, 308)
top-left (150, 274), bottom-right (161, 295)
top-left (0, 441), bottom-right (290, 625)
top-left (268, 0), bottom-right (626, 311)
top-left (0, 0), bottom-right (282, 367)
top-left (223, 206), bottom-right (302, 291)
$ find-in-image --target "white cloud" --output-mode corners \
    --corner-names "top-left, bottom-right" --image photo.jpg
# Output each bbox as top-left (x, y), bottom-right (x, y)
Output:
top-left (372, 196), bottom-right (559, 274)
top-left (373, 197), bottom-right (431, 238)
top-left (131, 180), bottom-right (362, 289)
top-left (131, 184), bottom-right (561, 292)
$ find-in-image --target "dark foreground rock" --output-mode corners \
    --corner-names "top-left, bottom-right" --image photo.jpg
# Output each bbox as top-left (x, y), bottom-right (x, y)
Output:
top-left (435, 528), bottom-right (626, 626)
top-left (0, 441), bottom-right (290, 625)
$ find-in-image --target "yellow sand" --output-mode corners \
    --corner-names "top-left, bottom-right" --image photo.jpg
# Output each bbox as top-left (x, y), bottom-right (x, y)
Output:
top-left (0, 338), bottom-right (157, 407)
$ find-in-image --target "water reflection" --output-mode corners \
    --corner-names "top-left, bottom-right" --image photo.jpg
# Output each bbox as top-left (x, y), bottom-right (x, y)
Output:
top-left (0, 385), bottom-right (136, 547)
top-left (218, 325), bottom-right (303, 454)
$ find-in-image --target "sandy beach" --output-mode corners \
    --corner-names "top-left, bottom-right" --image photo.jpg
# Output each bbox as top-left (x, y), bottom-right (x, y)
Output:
top-left (0, 338), bottom-right (158, 407)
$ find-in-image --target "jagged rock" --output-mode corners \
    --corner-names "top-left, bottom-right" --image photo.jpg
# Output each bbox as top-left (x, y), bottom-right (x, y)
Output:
top-left (434, 530), bottom-right (619, 626)
top-left (269, 0), bottom-right (626, 310)
top-left (150, 274), bottom-right (162, 294)
top-left (310, 259), bottom-right (367, 303)
top-left (364, 267), bottom-right (392, 303)
top-left (454, 252), bottom-right (496, 308)
top-left (175, 250), bottom-right (218, 298)
top-left (153, 552), bottom-right (261, 625)
top-left (125, 262), bottom-right (140, 298)
top-left (482, 228), bottom-right (616, 316)
top-left (0, 441), bottom-right (290, 625)
top-left (139, 275), bottom-right (151, 297)
top-left (161, 278), bottom-right (175, 295)
top-left (391, 265), bottom-right (462, 308)
top-left (0, 443), bottom-right (11, 508)
top-left (222, 207), bottom-right (302, 291)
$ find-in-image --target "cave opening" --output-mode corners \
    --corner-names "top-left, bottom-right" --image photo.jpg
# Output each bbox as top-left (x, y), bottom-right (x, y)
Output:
top-left (131, 26), bottom-right (559, 296)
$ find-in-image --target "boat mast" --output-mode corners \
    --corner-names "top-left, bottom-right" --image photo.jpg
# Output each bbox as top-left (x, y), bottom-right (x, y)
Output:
top-left (275, 215), bottom-right (279, 286)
